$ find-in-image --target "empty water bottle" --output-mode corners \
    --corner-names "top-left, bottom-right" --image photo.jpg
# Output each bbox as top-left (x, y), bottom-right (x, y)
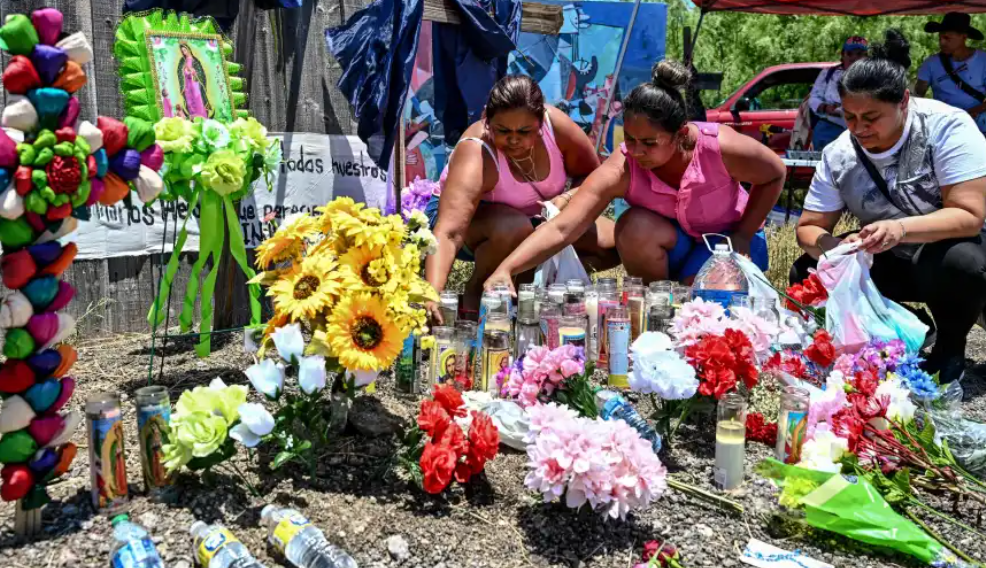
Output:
top-left (109, 514), bottom-right (165, 568)
top-left (692, 238), bottom-right (749, 310)
top-left (261, 505), bottom-right (358, 568)
top-left (595, 390), bottom-right (662, 453)
top-left (191, 521), bottom-right (268, 568)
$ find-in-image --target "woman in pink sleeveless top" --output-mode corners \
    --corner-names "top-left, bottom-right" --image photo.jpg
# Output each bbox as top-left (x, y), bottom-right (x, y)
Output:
top-left (485, 61), bottom-right (787, 288)
top-left (425, 76), bottom-right (619, 319)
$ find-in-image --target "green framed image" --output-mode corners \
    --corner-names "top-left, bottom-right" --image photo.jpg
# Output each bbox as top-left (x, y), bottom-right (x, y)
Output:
top-left (147, 31), bottom-right (235, 122)
top-left (115, 10), bottom-right (247, 123)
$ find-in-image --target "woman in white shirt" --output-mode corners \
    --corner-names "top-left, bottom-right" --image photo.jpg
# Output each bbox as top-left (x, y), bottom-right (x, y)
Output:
top-left (808, 36), bottom-right (868, 150)
top-left (794, 29), bottom-right (986, 386)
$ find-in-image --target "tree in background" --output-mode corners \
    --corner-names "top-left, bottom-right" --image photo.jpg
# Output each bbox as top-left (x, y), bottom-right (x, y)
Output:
top-left (656, 0), bottom-right (986, 107)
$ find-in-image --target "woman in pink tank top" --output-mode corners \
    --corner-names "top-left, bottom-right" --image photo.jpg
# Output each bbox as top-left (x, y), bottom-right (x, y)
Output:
top-left (485, 61), bottom-right (787, 287)
top-left (425, 76), bottom-right (619, 319)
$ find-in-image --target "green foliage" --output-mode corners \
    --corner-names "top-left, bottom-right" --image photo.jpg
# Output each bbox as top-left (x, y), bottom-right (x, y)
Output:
top-left (555, 360), bottom-right (600, 418)
top-left (658, 1), bottom-right (986, 107)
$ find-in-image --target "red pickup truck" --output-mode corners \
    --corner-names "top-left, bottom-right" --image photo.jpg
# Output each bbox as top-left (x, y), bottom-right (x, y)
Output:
top-left (705, 62), bottom-right (837, 153)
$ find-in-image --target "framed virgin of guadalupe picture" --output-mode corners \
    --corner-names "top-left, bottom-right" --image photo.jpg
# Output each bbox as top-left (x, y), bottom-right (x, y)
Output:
top-left (147, 31), bottom-right (235, 122)
top-left (114, 10), bottom-right (248, 123)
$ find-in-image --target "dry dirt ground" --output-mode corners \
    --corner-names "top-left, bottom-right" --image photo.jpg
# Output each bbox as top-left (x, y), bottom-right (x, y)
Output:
top-left (2, 327), bottom-right (986, 568)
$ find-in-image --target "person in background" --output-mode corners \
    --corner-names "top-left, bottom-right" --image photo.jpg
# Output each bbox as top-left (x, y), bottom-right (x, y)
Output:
top-left (793, 29), bottom-right (986, 386)
top-left (425, 75), bottom-right (619, 322)
top-left (483, 60), bottom-right (786, 289)
top-left (808, 36), bottom-right (869, 151)
top-left (916, 12), bottom-right (986, 134)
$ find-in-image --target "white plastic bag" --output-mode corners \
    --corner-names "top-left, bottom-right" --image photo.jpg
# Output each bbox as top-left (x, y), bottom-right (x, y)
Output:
top-left (461, 392), bottom-right (529, 451)
top-left (735, 253), bottom-right (783, 313)
top-left (533, 202), bottom-right (590, 287)
top-left (815, 241), bottom-right (928, 353)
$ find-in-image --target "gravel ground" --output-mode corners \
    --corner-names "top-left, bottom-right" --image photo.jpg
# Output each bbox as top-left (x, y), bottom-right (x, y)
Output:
top-left (2, 328), bottom-right (986, 568)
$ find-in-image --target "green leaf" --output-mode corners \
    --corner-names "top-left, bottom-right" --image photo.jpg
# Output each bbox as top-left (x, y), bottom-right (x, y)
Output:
top-left (272, 451), bottom-right (297, 470)
top-left (186, 438), bottom-right (238, 472)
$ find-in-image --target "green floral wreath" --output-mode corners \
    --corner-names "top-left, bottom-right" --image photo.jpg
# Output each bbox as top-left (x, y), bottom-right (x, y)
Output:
top-left (114, 10), bottom-right (247, 123)
top-left (114, 10), bottom-right (272, 357)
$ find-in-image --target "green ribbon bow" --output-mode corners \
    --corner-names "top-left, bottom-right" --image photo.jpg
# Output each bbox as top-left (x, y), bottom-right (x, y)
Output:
top-left (147, 188), bottom-right (261, 357)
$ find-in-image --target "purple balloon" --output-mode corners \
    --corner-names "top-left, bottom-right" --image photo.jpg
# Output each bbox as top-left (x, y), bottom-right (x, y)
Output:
top-left (29, 448), bottom-right (58, 475)
top-left (30, 44), bottom-right (68, 85)
top-left (58, 96), bottom-right (80, 129)
top-left (140, 144), bottom-right (164, 171)
top-left (109, 148), bottom-right (140, 181)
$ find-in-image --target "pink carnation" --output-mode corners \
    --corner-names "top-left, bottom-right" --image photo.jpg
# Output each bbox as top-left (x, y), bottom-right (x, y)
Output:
top-left (504, 345), bottom-right (585, 408)
top-left (524, 403), bottom-right (668, 520)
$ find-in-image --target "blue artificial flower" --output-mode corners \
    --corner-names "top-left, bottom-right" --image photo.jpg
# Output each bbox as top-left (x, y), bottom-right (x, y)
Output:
top-left (901, 368), bottom-right (940, 402)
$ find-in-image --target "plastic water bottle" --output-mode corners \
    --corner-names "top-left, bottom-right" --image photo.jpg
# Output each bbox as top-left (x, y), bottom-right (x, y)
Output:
top-left (260, 505), bottom-right (358, 568)
top-left (595, 390), bottom-right (662, 453)
top-left (109, 514), bottom-right (165, 568)
top-left (692, 240), bottom-right (749, 310)
top-left (190, 521), bottom-right (268, 568)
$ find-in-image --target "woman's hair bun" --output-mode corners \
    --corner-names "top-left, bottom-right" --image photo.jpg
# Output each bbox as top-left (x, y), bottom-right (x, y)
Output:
top-left (651, 60), bottom-right (692, 91)
top-left (869, 28), bottom-right (911, 70)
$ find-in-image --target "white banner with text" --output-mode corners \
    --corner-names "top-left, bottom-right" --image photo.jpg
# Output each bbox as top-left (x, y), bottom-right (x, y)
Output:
top-left (72, 133), bottom-right (393, 260)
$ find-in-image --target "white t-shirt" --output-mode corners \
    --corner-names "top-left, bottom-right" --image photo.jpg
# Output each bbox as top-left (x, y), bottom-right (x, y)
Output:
top-left (805, 97), bottom-right (986, 214)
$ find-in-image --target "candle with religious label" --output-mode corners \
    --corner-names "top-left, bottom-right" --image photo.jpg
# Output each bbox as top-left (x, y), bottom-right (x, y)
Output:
top-left (606, 306), bottom-right (631, 388)
top-left (430, 326), bottom-right (456, 385)
top-left (482, 314), bottom-right (511, 395)
top-left (87, 393), bottom-right (129, 513)
top-left (135, 386), bottom-right (174, 498)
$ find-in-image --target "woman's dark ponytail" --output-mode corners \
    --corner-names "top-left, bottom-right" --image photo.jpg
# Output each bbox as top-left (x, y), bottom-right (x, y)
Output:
top-left (839, 28), bottom-right (911, 104)
top-left (623, 60), bottom-right (691, 133)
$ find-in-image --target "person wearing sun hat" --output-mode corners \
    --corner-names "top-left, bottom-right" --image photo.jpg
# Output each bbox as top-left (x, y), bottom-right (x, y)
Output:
top-left (916, 12), bottom-right (986, 133)
top-left (809, 35), bottom-right (869, 150)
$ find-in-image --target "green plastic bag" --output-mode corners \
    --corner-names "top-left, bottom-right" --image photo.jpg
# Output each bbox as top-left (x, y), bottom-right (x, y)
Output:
top-left (759, 460), bottom-right (973, 567)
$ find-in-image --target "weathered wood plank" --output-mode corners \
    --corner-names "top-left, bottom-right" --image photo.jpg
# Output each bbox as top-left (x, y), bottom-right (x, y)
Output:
top-left (89, 0), bottom-right (127, 120)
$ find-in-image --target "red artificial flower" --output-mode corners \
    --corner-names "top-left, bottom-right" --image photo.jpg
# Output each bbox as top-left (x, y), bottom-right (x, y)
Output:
top-left (432, 384), bottom-right (467, 417)
top-left (851, 369), bottom-right (879, 397)
top-left (785, 273), bottom-right (828, 312)
top-left (805, 330), bottom-right (836, 368)
top-left (417, 400), bottom-right (451, 439)
top-left (46, 155), bottom-right (83, 194)
top-left (465, 411), bottom-right (500, 475)
top-left (438, 422), bottom-right (468, 456)
top-left (420, 441), bottom-right (458, 494)
top-left (745, 412), bottom-right (779, 446)
top-left (832, 408), bottom-right (865, 452)
top-left (801, 273), bottom-right (828, 306)
top-left (642, 540), bottom-right (681, 567)
top-left (686, 332), bottom-right (758, 400)
top-left (764, 352), bottom-right (808, 379)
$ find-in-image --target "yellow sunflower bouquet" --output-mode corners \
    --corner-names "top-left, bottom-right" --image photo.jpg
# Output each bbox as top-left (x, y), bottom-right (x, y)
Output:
top-left (251, 198), bottom-right (438, 382)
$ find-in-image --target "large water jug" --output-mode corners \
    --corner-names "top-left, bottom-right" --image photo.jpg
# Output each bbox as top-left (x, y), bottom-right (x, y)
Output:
top-left (691, 236), bottom-right (749, 310)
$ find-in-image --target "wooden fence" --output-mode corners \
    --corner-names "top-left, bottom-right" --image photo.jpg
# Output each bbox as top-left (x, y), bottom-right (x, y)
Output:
top-left (0, 0), bottom-right (370, 336)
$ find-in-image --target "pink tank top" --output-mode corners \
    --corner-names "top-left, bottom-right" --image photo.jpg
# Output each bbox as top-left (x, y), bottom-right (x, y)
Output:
top-left (623, 122), bottom-right (749, 238)
top-left (436, 113), bottom-right (568, 217)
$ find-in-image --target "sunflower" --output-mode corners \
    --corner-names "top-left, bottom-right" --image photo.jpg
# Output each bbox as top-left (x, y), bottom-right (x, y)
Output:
top-left (255, 214), bottom-right (318, 269)
top-left (324, 293), bottom-right (402, 370)
top-left (268, 254), bottom-right (341, 321)
top-left (338, 245), bottom-right (402, 294)
top-left (315, 197), bottom-right (364, 233)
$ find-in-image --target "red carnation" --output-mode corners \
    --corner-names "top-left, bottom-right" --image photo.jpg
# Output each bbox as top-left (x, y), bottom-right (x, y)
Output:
top-left (432, 384), bottom-right (466, 417)
top-left (801, 273), bottom-right (828, 306)
top-left (687, 333), bottom-right (758, 400)
top-left (420, 441), bottom-right (457, 494)
top-left (46, 155), bottom-right (82, 194)
top-left (852, 369), bottom-right (879, 397)
top-left (417, 400), bottom-right (451, 439)
top-left (438, 422), bottom-right (468, 456)
top-left (805, 330), bottom-right (836, 368)
top-left (642, 540), bottom-right (682, 568)
top-left (745, 412), bottom-right (778, 446)
top-left (462, 411), bottom-right (499, 478)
